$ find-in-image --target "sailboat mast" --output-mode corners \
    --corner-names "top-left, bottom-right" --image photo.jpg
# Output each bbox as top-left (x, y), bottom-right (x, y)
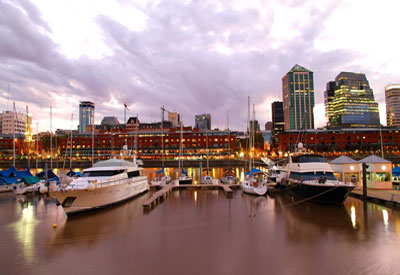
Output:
top-left (70, 113), bottom-right (73, 170)
top-left (50, 106), bottom-right (53, 170)
top-left (36, 122), bottom-right (38, 171)
top-left (161, 106), bottom-right (164, 168)
top-left (91, 108), bottom-right (95, 166)
top-left (206, 129), bottom-right (209, 175)
top-left (252, 104), bottom-right (256, 168)
top-left (12, 102), bottom-right (16, 167)
top-left (179, 119), bottom-right (182, 175)
top-left (247, 96), bottom-right (251, 171)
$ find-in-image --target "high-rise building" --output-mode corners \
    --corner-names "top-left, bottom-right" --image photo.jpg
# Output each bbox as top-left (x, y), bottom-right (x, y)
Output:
top-left (168, 112), bottom-right (180, 128)
top-left (265, 121), bottom-right (272, 131)
top-left (324, 81), bottom-right (336, 127)
top-left (325, 72), bottom-right (380, 128)
top-left (385, 84), bottom-right (400, 126)
top-left (249, 120), bottom-right (260, 132)
top-left (195, 114), bottom-right (211, 130)
top-left (79, 101), bottom-right (95, 134)
top-left (272, 101), bottom-right (284, 136)
top-left (0, 110), bottom-right (26, 135)
top-left (282, 64), bottom-right (315, 131)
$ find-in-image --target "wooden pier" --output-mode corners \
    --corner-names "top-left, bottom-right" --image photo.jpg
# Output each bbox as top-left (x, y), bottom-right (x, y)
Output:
top-left (143, 182), bottom-right (239, 211)
top-left (350, 189), bottom-right (400, 209)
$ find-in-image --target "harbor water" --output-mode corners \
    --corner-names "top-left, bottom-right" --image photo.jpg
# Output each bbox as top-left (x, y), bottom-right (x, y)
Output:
top-left (0, 168), bottom-right (399, 274)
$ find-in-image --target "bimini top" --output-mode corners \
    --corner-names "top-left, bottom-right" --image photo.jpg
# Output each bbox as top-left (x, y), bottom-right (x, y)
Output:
top-left (92, 158), bottom-right (137, 168)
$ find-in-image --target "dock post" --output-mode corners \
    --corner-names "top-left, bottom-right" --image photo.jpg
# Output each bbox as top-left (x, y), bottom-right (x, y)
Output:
top-left (362, 163), bottom-right (367, 200)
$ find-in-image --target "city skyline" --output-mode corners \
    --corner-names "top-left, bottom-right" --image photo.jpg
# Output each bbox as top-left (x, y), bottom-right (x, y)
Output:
top-left (0, 0), bottom-right (399, 132)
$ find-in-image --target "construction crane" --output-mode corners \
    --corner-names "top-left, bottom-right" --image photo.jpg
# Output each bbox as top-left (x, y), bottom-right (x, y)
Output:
top-left (124, 103), bottom-right (129, 123)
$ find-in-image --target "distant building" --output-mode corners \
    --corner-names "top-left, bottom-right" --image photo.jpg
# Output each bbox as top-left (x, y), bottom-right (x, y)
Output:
top-left (195, 114), bottom-right (211, 130)
top-left (249, 120), bottom-right (260, 132)
top-left (265, 121), bottom-right (272, 131)
top-left (324, 81), bottom-right (336, 127)
top-left (168, 112), bottom-right (180, 128)
top-left (385, 84), bottom-right (400, 126)
top-left (282, 64), bottom-right (315, 131)
top-left (79, 101), bottom-right (95, 134)
top-left (0, 110), bottom-right (26, 135)
top-left (271, 101), bottom-right (284, 148)
top-left (101, 116), bottom-right (120, 126)
top-left (325, 72), bottom-right (380, 128)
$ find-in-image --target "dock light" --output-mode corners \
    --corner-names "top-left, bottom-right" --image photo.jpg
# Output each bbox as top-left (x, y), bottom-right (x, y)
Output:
top-left (350, 165), bottom-right (355, 171)
top-left (382, 165), bottom-right (386, 170)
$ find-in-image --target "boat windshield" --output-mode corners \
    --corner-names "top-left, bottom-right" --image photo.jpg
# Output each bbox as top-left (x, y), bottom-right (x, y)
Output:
top-left (292, 155), bottom-right (327, 163)
top-left (82, 170), bottom-right (125, 177)
top-left (290, 172), bottom-right (337, 181)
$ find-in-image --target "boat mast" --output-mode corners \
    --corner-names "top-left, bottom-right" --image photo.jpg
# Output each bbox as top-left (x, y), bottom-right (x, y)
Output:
top-left (252, 104), bottom-right (255, 168)
top-left (70, 114), bottom-right (73, 169)
top-left (91, 108), bottom-right (95, 165)
top-left (161, 106), bottom-right (164, 168)
top-left (247, 96), bottom-right (251, 171)
top-left (12, 102), bottom-right (16, 167)
top-left (50, 106), bottom-right (53, 170)
top-left (36, 122), bottom-right (38, 171)
top-left (206, 129), bottom-right (209, 175)
top-left (179, 118), bottom-right (182, 176)
top-left (227, 110), bottom-right (231, 170)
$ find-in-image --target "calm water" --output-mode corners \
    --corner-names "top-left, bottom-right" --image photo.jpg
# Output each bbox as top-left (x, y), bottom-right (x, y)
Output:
top-left (0, 170), bottom-right (399, 274)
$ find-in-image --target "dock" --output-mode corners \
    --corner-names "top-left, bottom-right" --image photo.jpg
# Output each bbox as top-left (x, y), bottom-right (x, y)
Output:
top-left (143, 182), bottom-right (239, 211)
top-left (350, 189), bottom-right (400, 209)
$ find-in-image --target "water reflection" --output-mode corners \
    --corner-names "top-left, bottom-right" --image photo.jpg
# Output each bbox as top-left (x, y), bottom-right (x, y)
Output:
top-left (242, 193), bottom-right (267, 218)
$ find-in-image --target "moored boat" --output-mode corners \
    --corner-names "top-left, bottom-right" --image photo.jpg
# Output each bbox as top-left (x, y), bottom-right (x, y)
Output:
top-left (51, 158), bottom-right (149, 215)
top-left (242, 168), bottom-right (268, 196)
top-left (281, 143), bottom-right (356, 204)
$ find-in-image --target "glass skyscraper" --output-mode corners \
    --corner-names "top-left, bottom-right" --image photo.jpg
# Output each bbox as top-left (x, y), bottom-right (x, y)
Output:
top-left (282, 64), bottom-right (315, 131)
top-left (325, 72), bottom-right (380, 128)
top-left (79, 101), bottom-right (95, 134)
top-left (385, 84), bottom-right (400, 126)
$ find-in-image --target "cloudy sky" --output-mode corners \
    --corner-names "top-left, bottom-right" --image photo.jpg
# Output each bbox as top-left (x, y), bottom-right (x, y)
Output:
top-left (1, 0), bottom-right (399, 132)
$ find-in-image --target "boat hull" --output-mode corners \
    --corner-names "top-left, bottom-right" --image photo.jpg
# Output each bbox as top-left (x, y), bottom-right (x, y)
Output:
top-left (51, 176), bottom-right (149, 214)
top-left (288, 182), bottom-right (355, 204)
top-left (241, 182), bottom-right (267, 196)
top-left (0, 184), bottom-right (15, 193)
top-left (221, 177), bottom-right (238, 185)
top-left (177, 178), bottom-right (193, 185)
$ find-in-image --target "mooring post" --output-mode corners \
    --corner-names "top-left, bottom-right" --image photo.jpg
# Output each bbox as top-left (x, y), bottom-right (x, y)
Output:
top-left (362, 162), bottom-right (367, 200)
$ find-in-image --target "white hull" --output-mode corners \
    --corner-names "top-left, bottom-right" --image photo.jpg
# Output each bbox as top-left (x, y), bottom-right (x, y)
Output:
top-left (200, 176), bottom-right (214, 184)
top-left (51, 176), bottom-right (149, 214)
top-left (13, 184), bottom-right (39, 195)
top-left (241, 180), bottom-right (267, 196)
top-left (0, 184), bottom-right (15, 193)
top-left (151, 176), bottom-right (171, 187)
top-left (221, 177), bottom-right (239, 185)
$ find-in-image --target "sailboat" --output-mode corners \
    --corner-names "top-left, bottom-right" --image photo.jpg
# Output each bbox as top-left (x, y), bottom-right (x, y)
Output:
top-left (151, 107), bottom-right (171, 187)
top-left (241, 98), bottom-right (268, 196)
top-left (221, 110), bottom-right (239, 184)
top-left (175, 120), bottom-right (192, 185)
top-left (200, 130), bottom-right (214, 184)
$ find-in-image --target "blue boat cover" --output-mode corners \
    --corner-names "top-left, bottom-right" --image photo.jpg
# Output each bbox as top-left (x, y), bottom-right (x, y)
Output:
top-left (156, 167), bottom-right (165, 174)
top-left (393, 167), bottom-right (400, 176)
top-left (0, 177), bottom-right (19, 184)
top-left (246, 168), bottom-right (262, 176)
top-left (66, 169), bottom-right (81, 177)
top-left (182, 168), bottom-right (188, 176)
top-left (37, 170), bottom-right (58, 180)
top-left (0, 166), bottom-right (18, 178)
top-left (16, 168), bottom-right (32, 179)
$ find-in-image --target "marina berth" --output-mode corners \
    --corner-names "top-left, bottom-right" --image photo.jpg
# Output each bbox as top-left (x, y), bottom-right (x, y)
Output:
top-left (51, 158), bottom-right (149, 215)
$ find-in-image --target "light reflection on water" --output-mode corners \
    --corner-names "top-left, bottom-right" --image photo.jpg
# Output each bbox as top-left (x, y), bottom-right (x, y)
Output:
top-left (0, 174), bottom-right (399, 274)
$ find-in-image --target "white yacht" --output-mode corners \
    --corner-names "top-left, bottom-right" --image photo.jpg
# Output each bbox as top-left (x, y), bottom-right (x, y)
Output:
top-left (280, 143), bottom-right (356, 204)
top-left (51, 158), bottom-right (149, 215)
top-left (151, 168), bottom-right (171, 187)
top-left (268, 166), bottom-right (283, 184)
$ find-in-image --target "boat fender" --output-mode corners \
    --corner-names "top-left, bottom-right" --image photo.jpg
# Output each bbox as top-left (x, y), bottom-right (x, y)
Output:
top-left (40, 186), bottom-right (48, 194)
top-left (87, 183), bottom-right (96, 191)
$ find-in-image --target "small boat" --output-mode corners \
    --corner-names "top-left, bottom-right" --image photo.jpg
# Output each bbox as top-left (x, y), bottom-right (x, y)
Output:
top-left (221, 168), bottom-right (239, 184)
top-left (200, 174), bottom-right (214, 184)
top-left (280, 143), bottom-right (356, 204)
top-left (242, 168), bottom-right (268, 196)
top-left (200, 130), bottom-right (214, 184)
top-left (51, 155), bottom-right (149, 215)
top-left (151, 167), bottom-right (171, 187)
top-left (13, 176), bottom-right (40, 195)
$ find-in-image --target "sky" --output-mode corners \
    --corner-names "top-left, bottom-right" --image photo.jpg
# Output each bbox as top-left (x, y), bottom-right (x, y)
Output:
top-left (1, 0), bottom-right (399, 132)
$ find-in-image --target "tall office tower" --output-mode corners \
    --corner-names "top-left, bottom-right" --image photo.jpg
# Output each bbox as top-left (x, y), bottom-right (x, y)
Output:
top-left (385, 84), bottom-right (400, 126)
top-left (282, 65), bottom-right (315, 131)
top-left (271, 101), bottom-right (284, 136)
top-left (79, 101), bottom-right (95, 134)
top-left (195, 114), bottom-right (211, 130)
top-left (325, 72), bottom-right (380, 128)
top-left (168, 112), bottom-right (180, 128)
top-left (324, 81), bottom-right (336, 127)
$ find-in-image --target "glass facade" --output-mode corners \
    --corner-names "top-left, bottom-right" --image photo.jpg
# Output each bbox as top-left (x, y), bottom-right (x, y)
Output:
top-left (195, 114), bottom-right (211, 130)
top-left (385, 84), bottom-right (400, 126)
top-left (325, 72), bottom-right (380, 128)
top-left (79, 101), bottom-right (95, 134)
top-left (282, 64), bottom-right (315, 131)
